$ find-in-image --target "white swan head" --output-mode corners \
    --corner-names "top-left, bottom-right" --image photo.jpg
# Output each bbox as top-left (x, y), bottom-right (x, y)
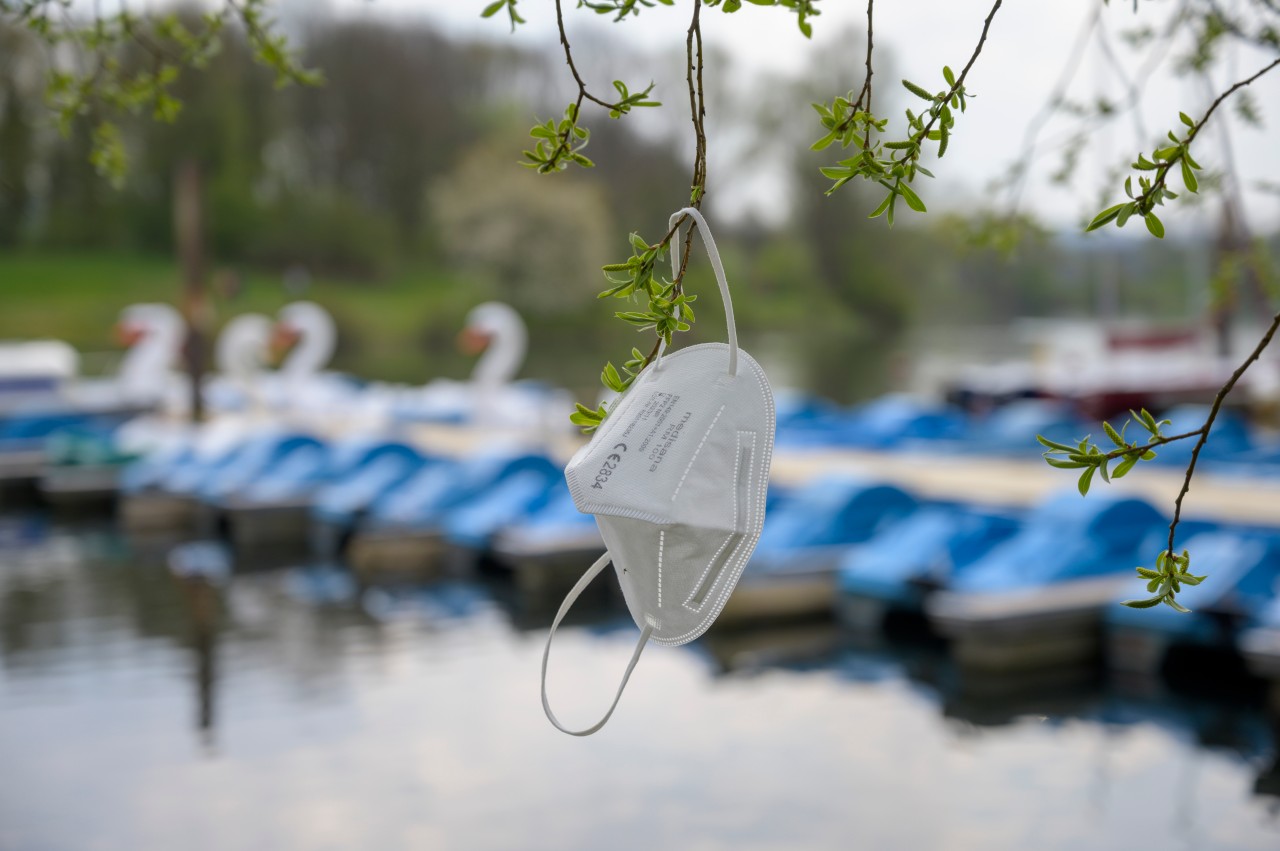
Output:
top-left (117, 303), bottom-right (183, 349)
top-left (459, 301), bottom-right (527, 387)
top-left (116, 303), bottom-right (183, 397)
top-left (215, 313), bottom-right (273, 379)
top-left (274, 301), bottom-right (337, 377)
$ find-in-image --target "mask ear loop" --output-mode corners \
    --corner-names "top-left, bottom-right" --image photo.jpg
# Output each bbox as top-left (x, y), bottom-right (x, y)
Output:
top-left (541, 551), bottom-right (653, 736)
top-left (654, 207), bottom-right (738, 377)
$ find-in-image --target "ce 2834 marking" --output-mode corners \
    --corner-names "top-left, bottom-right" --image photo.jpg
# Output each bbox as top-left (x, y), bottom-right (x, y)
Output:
top-left (591, 443), bottom-right (627, 490)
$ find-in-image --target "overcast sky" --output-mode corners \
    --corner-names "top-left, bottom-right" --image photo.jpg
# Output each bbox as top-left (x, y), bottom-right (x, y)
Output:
top-left (315, 2), bottom-right (1280, 234)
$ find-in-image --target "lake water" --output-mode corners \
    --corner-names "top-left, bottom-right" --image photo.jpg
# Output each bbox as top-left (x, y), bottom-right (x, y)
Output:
top-left (2, 513), bottom-right (1278, 851)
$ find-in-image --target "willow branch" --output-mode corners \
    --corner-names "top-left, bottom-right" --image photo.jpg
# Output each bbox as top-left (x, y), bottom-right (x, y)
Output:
top-left (543, 0), bottom-right (639, 171)
top-left (1133, 54), bottom-right (1280, 212)
top-left (829, 0), bottom-right (876, 139)
top-left (897, 0), bottom-right (1003, 161)
top-left (553, 0), bottom-right (629, 112)
top-left (641, 0), bottom-right (705, 368)
top-left (1164, 310), bottom-right (1280, 557)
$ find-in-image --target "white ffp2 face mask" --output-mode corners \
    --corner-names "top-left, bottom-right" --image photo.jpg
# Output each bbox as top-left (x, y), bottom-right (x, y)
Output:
top-left (543, 207), bottom-right (776, 736)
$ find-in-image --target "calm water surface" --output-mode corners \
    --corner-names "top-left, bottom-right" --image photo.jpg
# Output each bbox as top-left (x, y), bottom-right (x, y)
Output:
top-left (1, 513), bottom-right (1278, 851)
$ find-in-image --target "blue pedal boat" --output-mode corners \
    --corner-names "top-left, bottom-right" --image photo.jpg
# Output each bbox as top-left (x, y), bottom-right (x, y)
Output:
top-left (1106, 529), bottom-right (1280, 676)
top-left (221, 438), bottom-right (431, 551)
top-left (838, 504), bottom-right (1023, 630)
top-left (776, 394), bottom-right (967, 450)
top-left (36, 418), bottom-right (143, 506)
top-left (119, 430), bottom-right (323, 536)
top-left (926, 491), bottom-right (1167, 673)
top-left (309, 441), bottom-right (434, 555)
top-left (717, 476), bottom-right (917, 625)
top-left (348, 450), bottom-right (562, 580)
top-left (0, 411), bottom-right (106, 491)
top-left (488, 480), bottom-right (606, 597)
top-left (926, 399), bottom-right (1087, 459)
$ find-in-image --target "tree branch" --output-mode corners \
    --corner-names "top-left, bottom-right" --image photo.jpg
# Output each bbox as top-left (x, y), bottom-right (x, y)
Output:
top-left (1132, 54), bottom-right (1280, 212)
top-left (641, 0), bottom-right (707, 368)
top-left (896, 0), bottom-right (1003, 161)
top-left (861, 0), bottom-right (874, 123)
top-left (554, 0), bottom-right (629, 112)
top-left (1165, 309), bottom-right (1280, 558)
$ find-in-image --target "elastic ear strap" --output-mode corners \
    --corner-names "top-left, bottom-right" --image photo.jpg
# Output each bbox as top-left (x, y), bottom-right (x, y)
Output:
top-left (541, 551), bottom-right (653, 736)
top-left (663, 207), bottom-right (738, 377)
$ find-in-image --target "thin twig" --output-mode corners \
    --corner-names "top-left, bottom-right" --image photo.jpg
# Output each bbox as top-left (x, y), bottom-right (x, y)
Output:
top-left (1165, 310), bottom-right (1280, 557)
top-left (1097, 429), bottom-right (1206, 461)
top-left (861, 0), bottom-right (874, 126)
top-left (831, 0), bottom-right (874, 137)
top-left (640, 0), bottom-right (706, 369)
top-left (542, 0), bottom-right (640, 169)
top-left (895, 0), bottom-right (1003, 164)
top-left (1133, 54), bottom-right (1280, 212)
top-left (553, 0), bottom-right (628, 112)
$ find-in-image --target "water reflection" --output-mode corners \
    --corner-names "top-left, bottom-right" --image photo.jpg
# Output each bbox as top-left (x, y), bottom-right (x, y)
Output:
top-left (1, 514), bottom-right (1278, 851)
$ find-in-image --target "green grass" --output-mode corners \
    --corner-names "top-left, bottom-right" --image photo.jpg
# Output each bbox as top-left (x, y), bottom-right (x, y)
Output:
top-left (0, 250), bottom-right (491, 384)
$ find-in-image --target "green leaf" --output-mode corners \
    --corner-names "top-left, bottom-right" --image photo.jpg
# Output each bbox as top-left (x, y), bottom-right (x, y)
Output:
top-left (1112, 455), bottom-right (1138, 479)
top-left (1086, 203), bottom-right (1126, 231)
top-left (601, 361), bottom-right (624, 392)
top-left (1162, 597), bottom-right (1191, 614)
top-left (868, 192), bottom-right (893, 220)
top-left (943, 65), bottom-right (956, 87)
top-left (1045, 457), bottom-right (1088, 469)
top-left (898, 182), bottom-right (927, 213)
top-left (1144, 212), bottom-right (1165, 238)
top-left (1037, 435), bottom-right (1076, 452)
top-left (481, 0), bottom-right (508, 18)
top-left (1179, 111), bottom-right (1195, 127)
top-left (812, 131), bottom-right (839, 151)
top-left (1121, 595), bottom-right (1165, 609)
top-left (1078, 466), bottom-right (1096, 496)
top-left (1181, 158), bottom-right (1198, 193)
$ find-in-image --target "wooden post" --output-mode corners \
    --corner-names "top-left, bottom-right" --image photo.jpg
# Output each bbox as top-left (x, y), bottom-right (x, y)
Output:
top-left (175, 160), bottom-right (209, 422)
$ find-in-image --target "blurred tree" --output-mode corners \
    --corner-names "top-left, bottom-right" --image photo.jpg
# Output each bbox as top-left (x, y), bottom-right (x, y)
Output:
top-left (430, 136), bottom-right (614, 315)
top-left (0, 26), bottom-right (36, 246)
top-left (291, 23), bottom-right (488, 248)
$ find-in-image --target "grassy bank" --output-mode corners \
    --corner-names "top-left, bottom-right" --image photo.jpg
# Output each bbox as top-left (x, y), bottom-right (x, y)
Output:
top-left (0, 249), bottom-right (894, 403)
top-left (0, 250), bottom-right (506, 385)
